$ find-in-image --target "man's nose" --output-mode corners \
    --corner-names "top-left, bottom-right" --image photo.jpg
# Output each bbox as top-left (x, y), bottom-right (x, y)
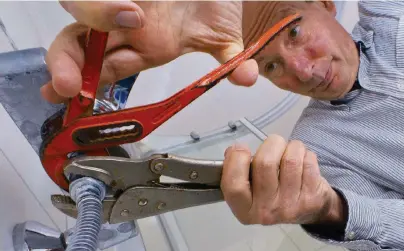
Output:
top-left (284, 53), bottom-right (314, 83)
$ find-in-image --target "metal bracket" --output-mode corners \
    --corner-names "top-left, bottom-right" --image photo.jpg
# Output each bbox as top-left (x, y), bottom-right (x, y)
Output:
top-left (12, 220), bottom-right (140, 250)
top-left (12, 221), bottom-right (64, 251)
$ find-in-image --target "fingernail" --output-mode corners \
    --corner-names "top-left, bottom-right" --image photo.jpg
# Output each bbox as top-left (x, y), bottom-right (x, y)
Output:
top-left (115, 11), bottom-right (142, 28)
top-left (224, 143), bottom-right (249, 157)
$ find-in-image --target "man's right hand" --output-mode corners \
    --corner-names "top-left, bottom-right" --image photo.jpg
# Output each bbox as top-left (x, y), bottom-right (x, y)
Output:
top-left (42, 1), bottom-right (259, 104)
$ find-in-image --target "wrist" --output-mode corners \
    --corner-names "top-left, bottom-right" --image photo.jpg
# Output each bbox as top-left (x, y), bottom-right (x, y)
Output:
top-left (320, 189), bottom-right (348, 226)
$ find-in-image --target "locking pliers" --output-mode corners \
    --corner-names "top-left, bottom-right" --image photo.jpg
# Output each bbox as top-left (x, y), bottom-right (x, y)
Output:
top-left (52, 153), bottom-right (225, 223)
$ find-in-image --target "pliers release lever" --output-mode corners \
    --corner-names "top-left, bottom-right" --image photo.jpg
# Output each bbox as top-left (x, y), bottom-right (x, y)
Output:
top-left (42, 14), bottom-right (302, 222)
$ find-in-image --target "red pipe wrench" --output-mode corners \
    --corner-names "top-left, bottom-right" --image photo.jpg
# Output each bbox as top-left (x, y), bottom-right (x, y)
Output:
top-left (39, 13), bottom-right (302, 191)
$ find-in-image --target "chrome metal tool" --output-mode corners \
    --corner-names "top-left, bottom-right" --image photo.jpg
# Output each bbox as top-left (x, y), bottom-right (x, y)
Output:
top-left (53, 153), bottom-right (225, 224)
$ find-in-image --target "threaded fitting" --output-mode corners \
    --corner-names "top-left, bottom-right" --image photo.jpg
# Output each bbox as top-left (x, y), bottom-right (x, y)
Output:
top-left (66, 177), bottom-right (106, 251)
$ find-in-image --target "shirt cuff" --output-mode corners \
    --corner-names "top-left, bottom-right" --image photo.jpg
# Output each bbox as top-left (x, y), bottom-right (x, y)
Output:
top-left (301, 188), bottom-right (384, 250)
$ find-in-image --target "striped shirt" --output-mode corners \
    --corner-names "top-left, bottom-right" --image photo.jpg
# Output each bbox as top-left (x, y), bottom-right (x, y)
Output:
top-left (289, 1), bottom-right (404, 250)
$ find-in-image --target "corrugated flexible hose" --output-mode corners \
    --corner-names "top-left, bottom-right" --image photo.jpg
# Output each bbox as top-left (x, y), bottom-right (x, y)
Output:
top-left (66, 177), bottom-right (106, 251)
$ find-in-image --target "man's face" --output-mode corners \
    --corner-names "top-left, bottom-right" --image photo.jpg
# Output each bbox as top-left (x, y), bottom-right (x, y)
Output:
top-left (243, 1), bottom-right (360, 100)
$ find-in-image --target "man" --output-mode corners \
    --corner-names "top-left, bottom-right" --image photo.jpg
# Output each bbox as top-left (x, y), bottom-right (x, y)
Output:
top-left (43, 1), bottom-right (404, 250)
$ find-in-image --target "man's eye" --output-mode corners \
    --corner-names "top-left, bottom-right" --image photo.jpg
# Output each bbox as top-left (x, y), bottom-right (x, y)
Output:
top-left (289, 25), bottom-right (300, 38)
top-left (265, 62), bottom-right (277, 73)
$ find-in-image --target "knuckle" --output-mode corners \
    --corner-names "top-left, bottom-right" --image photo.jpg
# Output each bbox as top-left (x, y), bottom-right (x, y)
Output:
top-left (238, 216), bottom-right (252, 225)
top-left (231, 147), bottom-right (252, 159)
top-left (221, 180), bottom-right (250, 202)
top-left (257, 209), bottom-right (275, 225)
top-left (59, 22), bottom-right (84, 37)
top-left (59, 1), bottom-right (73, 13)
top-left (303, 152), bottom-right (318, 168)
top-left (259, 158), bottom-right (279, 170)
top-left (305, 150), bottom-right (317, 160)
top-left (283, 156), bottom-right (302, 169)
top-left (303, 160), bottom-right (317, 171)
top-left (102, 60), bottom-right (120, 84)
top-left (290, 139), bottom-right (305, 148)
top-left (309, 150), bottom-right (317, 158)
top-left (268, 134), bottom-right (287, 146)
top-left (222, 183), bottom-right (246, 198)
top-left (252, 204), bottom-right (278, 225)
top-left (254, 154), bottom-right (279, 169)
top-left (279, 203), bottom-right (297, 222)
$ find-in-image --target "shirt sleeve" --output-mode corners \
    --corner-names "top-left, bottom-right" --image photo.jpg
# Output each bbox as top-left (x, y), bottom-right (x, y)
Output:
top-left (300, 160), bottom-right (404, 251)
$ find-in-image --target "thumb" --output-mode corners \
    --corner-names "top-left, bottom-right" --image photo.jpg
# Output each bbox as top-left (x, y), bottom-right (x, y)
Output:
top-left (60, 1), bottom-right (146, 31)
top-left (214, 42), bottom-right (259, 87)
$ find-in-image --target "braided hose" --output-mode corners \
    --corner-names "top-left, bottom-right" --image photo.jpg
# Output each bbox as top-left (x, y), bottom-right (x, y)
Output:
top-left (67, 177), bottom-right (106, 251)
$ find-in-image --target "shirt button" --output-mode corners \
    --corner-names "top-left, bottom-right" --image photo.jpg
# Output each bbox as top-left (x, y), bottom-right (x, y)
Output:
top-left (347, 231), bottom-right (355, 240)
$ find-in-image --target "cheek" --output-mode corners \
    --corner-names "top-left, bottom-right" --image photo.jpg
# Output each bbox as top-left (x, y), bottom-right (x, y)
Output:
top-left (271, 76), bottom-right (300, 91)
top-left (305, 32), bottom-right (333, 58)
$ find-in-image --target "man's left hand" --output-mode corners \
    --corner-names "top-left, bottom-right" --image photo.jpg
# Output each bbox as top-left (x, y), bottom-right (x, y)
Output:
top-left (221, 134), bottom-right (346, 226)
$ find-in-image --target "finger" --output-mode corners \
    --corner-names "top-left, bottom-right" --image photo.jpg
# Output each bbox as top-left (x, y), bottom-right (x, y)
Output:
top-left (214, 42), bottom-right (259, 87)
top-left (302, 150), bottom-right (323, 193)
top-left (228, 59), bottom-right (259, 87)
top-left (60, 1), bottom-right (145, 31)
top-left (43, 24), bottom-right (87, 103)
top-left (40, 82), bottom-right (66, 104)
top-left (252, 134), bottom-right (287, 203)
top-left (279, 140), bottom-right (306, 201)
top-left (221, 143), bottom-right (253, 224)
top-left (43, 22), bottom-right (132, 104)
top-left (100, 47), bottom-right (147, 86)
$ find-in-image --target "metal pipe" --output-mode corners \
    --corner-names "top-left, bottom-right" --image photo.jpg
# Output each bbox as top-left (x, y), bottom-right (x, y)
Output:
top-left (0, 47), bottom-right (48, 78)
top-left (238, 117), bottom-right (267, 142)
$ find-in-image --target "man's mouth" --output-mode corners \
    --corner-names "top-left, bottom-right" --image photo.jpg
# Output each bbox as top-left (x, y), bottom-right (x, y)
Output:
top-left (311, 61), bottom-right (333, 92)
top-left (325, 64), bottom-right (332, 85)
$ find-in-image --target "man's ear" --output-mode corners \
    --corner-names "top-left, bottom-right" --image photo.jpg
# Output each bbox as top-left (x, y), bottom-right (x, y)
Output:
top-left (320, 0), bottom-right (337, 17)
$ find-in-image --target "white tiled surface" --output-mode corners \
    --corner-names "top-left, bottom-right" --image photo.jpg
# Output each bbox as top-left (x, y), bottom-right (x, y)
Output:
top-left (280, 224), bottom-right (327, 251)
top-left (160, 205), bottom-right (349, 251)
top-left (0, 104), bottom-right (67, 251)
top-left (0, 147), bottom-right (59, 250)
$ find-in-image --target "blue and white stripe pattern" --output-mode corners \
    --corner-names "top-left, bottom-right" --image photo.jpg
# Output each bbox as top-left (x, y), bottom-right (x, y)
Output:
top-left (288, 1), bottom-right (404, 250)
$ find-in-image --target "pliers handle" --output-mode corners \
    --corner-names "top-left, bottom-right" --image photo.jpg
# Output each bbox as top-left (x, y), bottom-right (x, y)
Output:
top-left (40, 13), bottom-right (302, 191)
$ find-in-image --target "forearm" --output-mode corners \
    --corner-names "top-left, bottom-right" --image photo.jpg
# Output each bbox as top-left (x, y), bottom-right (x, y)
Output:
top-left (302, 188), bottom-right (404, 251)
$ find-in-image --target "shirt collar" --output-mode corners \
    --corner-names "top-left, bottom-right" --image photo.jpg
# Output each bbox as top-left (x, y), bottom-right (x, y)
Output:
top-left (329, 41), bottom-right (363, 105)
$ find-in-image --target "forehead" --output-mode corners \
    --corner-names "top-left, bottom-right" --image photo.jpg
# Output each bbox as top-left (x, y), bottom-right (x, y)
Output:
top-left (271, 4), bottom-right (301, 26)
top-left (254, 10), bottom-right (302, 64)
top-left (243, 1), bottom-right (304, 46)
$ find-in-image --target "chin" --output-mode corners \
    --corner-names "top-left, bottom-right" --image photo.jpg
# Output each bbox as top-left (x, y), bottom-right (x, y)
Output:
top-left (327, 76), bottom-right (352, 100)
